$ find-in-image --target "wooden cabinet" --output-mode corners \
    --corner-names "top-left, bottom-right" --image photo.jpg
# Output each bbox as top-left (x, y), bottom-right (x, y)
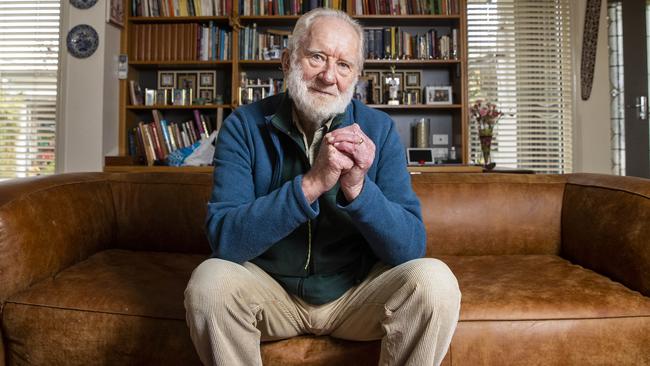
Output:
top-left (113, 0), bottom-right (468, 170)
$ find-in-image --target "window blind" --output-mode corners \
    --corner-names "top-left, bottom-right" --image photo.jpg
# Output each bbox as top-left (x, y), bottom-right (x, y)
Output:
top-left (467, 0), bottom-right (573, 173)
top-left (0, 0), bottom-right (60, 179)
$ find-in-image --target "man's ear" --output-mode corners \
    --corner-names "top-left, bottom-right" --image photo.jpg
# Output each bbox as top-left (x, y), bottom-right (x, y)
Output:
top-left (281, 49), bottom-right (291, 73)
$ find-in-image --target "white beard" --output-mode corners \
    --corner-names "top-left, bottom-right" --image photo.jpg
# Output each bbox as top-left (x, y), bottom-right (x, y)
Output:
top-left (286, 61), bottom-right (356, 127)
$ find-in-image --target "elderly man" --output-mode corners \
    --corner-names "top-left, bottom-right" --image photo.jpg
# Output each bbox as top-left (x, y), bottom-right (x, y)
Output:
top-left (184, 8), bottom-right (460, 366)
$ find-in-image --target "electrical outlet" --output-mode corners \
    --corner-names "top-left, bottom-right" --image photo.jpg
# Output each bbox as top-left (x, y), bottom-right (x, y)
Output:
top-left (432, 134), bottom-right (448, 145)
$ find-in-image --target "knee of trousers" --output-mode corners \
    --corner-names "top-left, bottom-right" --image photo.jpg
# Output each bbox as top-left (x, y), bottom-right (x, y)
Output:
top-left (184, 258), bottom-right (250, 313)
top-left (400, 258), bottom-right (461, 314)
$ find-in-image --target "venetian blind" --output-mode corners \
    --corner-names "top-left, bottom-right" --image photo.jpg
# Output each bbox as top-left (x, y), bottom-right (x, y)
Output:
top-left (0, 0), bottom-right (59, 179)
top-left (467, 0), bottom-right (573, 173)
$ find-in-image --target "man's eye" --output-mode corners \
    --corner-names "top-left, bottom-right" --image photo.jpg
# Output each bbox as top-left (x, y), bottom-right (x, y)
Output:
top-left (311, 54), bottom-right (325, 62)
top-left (338, 62), bottom-right (351, 70)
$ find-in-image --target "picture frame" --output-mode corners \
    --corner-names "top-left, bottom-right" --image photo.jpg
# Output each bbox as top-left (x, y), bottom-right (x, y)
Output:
top-left (158, 72), bottom-right (175, 88)
top-left (372, 88), bottom-right (381, 105)
top-left (106, 0), bottom-right (124, 28)
top-left (144, 89), bottom-right (156, 106)
top-left (425, 86), bottom-right (453, 105)
top-left (353, 76), bottom-right (371, 104)
top-left (172, 89), bottom-right (187, 106)
top-left (403, 88), bottom-right (421, 105)
top-left (199, 72), bottom-right (216, 87)
top-left (363, 70), bottom-right (381, 89)
top-left (405, 71), bottom-right (422, 87)
top-left (155, 89), bottom-right (168, 105)
top-left (176, 73), bottom-right (197, 102)
top-left (199, 89), bottom-right (214, 102)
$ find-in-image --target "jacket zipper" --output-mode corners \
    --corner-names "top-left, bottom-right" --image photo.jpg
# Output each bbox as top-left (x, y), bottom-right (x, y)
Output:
top-left (304, 219), bottom-right (312, 270)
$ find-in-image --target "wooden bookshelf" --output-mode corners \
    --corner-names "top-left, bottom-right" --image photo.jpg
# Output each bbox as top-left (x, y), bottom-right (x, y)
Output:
top-left (114, 0), bottom-right (468, 171)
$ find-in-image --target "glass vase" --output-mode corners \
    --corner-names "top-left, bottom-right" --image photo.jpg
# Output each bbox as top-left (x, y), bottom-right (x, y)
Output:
top-left (479, 133), bottom-right (494, 169)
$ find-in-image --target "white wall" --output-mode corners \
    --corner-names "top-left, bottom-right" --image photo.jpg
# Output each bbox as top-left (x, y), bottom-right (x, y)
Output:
top-left (56, 0), bottom-right (120, 173)
top-left (571, 0), bottom-right (612, 174)
top-left (56, 0), bottom-right (612, 174)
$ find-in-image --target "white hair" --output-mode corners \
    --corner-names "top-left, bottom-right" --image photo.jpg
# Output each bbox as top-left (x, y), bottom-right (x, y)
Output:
top-left (287, 8), bottom-right (365, 72)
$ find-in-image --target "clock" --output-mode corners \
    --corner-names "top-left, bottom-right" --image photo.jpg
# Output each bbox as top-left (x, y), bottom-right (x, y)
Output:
top-left (69, 0), bottom-right (98, 9)
top-left (66, 24), bottom-right (99, 59)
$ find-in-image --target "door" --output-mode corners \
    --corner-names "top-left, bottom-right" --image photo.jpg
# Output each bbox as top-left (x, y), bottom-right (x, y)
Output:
top-left (612, 0), bottom-right (650, 177)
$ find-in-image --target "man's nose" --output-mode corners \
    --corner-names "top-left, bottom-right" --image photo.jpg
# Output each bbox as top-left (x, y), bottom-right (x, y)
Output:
top-left (318, 61), bottom-right (337, 84)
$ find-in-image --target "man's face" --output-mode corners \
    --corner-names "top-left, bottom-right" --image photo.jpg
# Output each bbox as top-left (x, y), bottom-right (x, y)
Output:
top-left (285, 17), bottom-right (360, 123)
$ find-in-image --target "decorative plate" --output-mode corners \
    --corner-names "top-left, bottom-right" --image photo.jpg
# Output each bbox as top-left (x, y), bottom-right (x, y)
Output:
top-left (66, 24), bottom-right (99, 59)
top-left (69, 0), bottom-right (98, 9)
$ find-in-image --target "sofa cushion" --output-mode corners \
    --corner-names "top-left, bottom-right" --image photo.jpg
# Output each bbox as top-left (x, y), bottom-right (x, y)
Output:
top-left (4, 251), bottom-right (649, 365)
top-left (3, 250), bottom-right (204, 365)
top-left (441, 255), bottom-right (650, 365)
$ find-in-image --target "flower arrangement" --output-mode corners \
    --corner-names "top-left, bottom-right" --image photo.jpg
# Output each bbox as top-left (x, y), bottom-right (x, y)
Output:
top-left (470, 99), bottom-right (503, 137)
top-left (470, 99), bottom-right (503, 168)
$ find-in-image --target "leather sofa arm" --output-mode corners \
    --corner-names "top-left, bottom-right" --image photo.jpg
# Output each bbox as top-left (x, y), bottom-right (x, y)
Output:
top-left (0, 173), bottom-right (116, 303)
top-left (562, 173), bottom-right (650, 297)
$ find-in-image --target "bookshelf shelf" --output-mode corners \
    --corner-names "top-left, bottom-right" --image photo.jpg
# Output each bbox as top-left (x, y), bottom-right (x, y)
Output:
top-left (126, 104), bottom-right (232, 110)
top-left (118, 0), bottom-right (468, 168)
top-left (129, 16), bottom-right (230, 23)
top-left (369, 104), bottom-right (462, 110)
top-left (130, 61), bottom-right (232, 69)
top-left (364, 59), bottom-right (461, 66)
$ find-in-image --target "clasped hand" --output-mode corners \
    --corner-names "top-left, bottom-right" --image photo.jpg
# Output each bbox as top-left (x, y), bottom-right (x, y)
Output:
top-left (302, 123), bottom-right (375, 203)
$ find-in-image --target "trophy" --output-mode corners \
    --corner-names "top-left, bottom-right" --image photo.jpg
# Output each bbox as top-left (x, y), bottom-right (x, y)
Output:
top-left (385, 65), bottom-right (401, 105)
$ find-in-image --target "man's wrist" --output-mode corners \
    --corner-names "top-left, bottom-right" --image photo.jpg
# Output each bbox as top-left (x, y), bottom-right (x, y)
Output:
top-left (301, 174), bottom-right (323, 204)
top-left (342, 181), bottom-right (364, 202)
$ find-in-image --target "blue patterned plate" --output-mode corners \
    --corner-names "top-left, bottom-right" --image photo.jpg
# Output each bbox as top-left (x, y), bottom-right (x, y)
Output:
top-left (69, 0), bottom-right (98, 9)
top-left (66, 24), bottom-right (99, 59)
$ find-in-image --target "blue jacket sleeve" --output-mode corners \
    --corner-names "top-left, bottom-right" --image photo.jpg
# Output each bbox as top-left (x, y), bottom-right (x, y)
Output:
top-left (339, 121), bottom-right (426, 266)
top-left (205, 112), bottom-right (318, 263)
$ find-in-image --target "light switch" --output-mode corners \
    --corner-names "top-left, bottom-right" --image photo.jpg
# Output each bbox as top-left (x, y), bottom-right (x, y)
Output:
top-left (432, 134), bottom-right (448, 145)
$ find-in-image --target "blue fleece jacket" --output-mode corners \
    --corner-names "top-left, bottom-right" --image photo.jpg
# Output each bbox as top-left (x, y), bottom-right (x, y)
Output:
top-left (205, 93), bottom-right (426, 304)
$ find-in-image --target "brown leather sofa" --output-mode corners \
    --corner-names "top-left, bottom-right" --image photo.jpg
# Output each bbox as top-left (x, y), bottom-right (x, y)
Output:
top-left (1, 172), bottom-right (649, 365)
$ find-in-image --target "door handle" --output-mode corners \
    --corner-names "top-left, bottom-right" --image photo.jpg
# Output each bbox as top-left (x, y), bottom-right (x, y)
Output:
top-left (635, 96), bottom-right (648, 120)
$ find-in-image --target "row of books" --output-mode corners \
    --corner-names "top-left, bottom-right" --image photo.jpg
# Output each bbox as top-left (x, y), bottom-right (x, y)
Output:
top-left (239, 77), bottom-right (285, 104)
top-left (131, 23), bottom-right (231, 61)
top-left (239, 25), bottom-right (291, 60)
top-left (132, 0), bottom-right (232, 17)
top-left (238, 0), bottom-right (344, 15)
top-left (129, 109), bottom-right (224, 165)
top-left (364, 27), bottom-right (458, 60)
top-left (354, 0), bottom-right (459, 15)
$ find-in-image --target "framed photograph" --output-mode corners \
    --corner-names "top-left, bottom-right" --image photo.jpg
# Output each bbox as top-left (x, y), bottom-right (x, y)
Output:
top-left (199, 89), bottom-right (214, 102)
top-left (106, 0), bottom-right (124, 28)
top-left (363, 70), bottom-right (381, 89)
top-left (176, 73), bottom-right (197, 100)
top-left (155, 89), bottom-right (168, 105)
top-left (372, 88), bottom-right (381, 105)
top-left (405, 71), bottom-right (422, 87)
top-left (172, 88), bottom-right (187, 106)
top-left (403, 88), bottom-right (421, 105)
top-left (425, 86), bottom-right (453, 105)
top-left (199, 72), bottom-right (215, 87)
top-left (158, 72), bottom-right (175, 88)
top-left (144, 89), bottom-right (156, 106)
top-left (353, 77), bottom-right (371, 104)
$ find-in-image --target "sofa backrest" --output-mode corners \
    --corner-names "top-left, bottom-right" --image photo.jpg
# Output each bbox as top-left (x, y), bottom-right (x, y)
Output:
top-left (109, 172), bottom-right (212, 255)
top-left (411, 173), bottom-right (567, 256)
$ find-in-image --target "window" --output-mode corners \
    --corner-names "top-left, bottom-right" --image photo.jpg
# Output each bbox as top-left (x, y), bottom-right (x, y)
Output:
top-left (467, 0), bottom-right (573, 174)
top-left (0, 0), bottom-right (60, 179)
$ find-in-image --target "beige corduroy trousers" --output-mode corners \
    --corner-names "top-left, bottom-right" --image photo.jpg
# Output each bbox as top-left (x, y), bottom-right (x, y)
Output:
top-left (184, 257), bottom-right (461, 366)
